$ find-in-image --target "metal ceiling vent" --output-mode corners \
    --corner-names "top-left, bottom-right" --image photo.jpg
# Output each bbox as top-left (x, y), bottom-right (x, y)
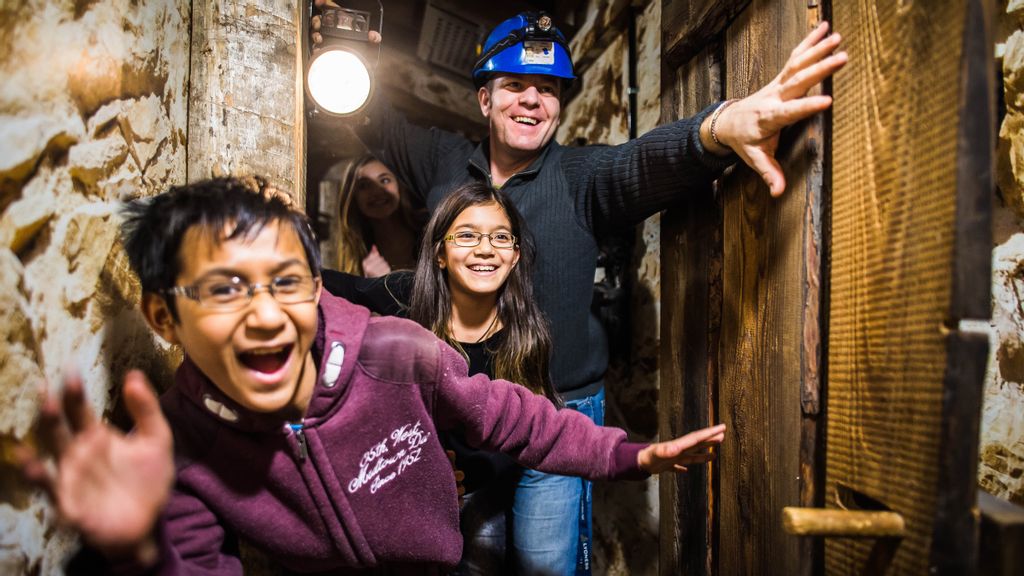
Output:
top-left (417, 2), bottom-right (481, 77)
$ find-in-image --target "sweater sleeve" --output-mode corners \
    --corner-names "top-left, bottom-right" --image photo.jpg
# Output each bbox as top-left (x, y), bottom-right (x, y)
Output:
top-left (65, 498), bottom-right (243, 576)
top-left (354, 94), bottom-right (473, 205)
top-left (430, 341), bottom-right (648, 481)
top-left (320, 269), bottom-right (411, 317)
top-left (564, 101), bottom-right (738, 236)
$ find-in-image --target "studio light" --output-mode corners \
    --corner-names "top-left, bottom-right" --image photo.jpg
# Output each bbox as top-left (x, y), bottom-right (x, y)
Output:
top-left (306, 1), bottom-right (382, 117)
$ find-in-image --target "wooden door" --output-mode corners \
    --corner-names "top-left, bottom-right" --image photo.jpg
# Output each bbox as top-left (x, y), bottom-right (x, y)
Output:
top-left (659, 0), bottom-right (994, 574)
top-left (660, 1), bottom-right (826, 574)
top-left (825, 1), bottom-right (993, 573)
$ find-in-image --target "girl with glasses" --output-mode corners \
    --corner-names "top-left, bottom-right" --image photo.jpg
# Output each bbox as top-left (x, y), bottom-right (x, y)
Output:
top-left (323, 181), bottom-right (563, 574)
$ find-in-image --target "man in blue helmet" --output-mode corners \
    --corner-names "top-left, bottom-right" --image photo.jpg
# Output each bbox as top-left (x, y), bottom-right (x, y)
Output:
top-left (313, 6), bottom-right (846, 575)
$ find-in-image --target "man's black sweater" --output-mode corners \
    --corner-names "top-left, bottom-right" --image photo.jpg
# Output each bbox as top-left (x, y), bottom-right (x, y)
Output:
top-left (357, 101), bottom-right (734, 400)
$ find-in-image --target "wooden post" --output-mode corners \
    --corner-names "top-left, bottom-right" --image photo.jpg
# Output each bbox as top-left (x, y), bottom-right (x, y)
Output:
top-left (782, 508), bottom-right (906, 538)
top-left (188, 0), bottom-right (305, 203)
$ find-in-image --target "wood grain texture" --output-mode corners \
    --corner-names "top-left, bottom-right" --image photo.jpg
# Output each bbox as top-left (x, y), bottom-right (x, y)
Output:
top-left (188, 0), bottom-right (301, 189)
top-left (828, 1), bottom-right (981, 573)
top-left (717, 1), bottom-right (816, 574)
top-left (659, 42), bottom-right (722, 576)
top-left (782, 507), bottom-right (906, 538)
top-left (662, 0), bottom-right (750, 68)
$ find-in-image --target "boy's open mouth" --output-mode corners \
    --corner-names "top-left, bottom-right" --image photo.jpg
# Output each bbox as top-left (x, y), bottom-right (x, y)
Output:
top-left (239, 344), bottom-right (293, 374)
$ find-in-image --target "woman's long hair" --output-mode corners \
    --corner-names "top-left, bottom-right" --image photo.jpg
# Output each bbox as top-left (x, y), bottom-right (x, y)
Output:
top-left (409, 182), bottom-right (558, 404)
top-left (336, 154), bottom-right (424, 275)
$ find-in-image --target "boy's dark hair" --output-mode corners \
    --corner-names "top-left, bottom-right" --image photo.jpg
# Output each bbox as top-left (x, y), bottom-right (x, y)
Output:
top-left (121, 176), bottom-right (321, 319)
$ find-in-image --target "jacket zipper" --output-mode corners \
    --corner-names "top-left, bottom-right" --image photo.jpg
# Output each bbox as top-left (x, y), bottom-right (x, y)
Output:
top-left (289, 422), bottom-right (308, 462)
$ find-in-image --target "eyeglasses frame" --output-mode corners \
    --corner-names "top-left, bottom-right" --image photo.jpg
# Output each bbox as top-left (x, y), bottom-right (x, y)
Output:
top-left (443, 231), bottom-right (518, 249)
top-left (161, 274), bottom-right (322, 312)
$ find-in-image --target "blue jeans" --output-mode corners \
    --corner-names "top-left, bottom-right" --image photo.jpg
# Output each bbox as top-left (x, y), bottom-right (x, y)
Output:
top-left (455, 478), bottom-right (514, 575)
top-left (511, 387), bottom-right (604, 576)
top-left (452, 388), bottom-right (605, 576)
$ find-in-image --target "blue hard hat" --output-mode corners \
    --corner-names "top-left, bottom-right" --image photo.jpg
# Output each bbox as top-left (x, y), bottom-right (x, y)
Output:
top-left (472, 12), bottom-right (575, 88)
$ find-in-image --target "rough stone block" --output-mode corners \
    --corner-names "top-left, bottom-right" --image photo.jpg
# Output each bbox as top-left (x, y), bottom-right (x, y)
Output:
top-left (68, 134), bottom-right (131, 195)
top-left (0, 196), bottom-right (54, 255)
top-left (60, 209), bottom-right (119, 307)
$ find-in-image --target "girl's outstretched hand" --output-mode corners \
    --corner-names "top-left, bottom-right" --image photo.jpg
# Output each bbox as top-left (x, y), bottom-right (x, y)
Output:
top-left (638, 423), bottom-right (726, 474)
top-left (16, 370), bottom-right (174, 566)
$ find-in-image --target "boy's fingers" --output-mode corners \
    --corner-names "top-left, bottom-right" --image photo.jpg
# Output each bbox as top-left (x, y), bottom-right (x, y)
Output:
top-left (14, 444), bottom-right (57, 500)
top-left (37, 392), bottom-right (71, 457)
top-left (61, 372), bottom-right (96, 434)
top-left (122, 371), bottom-right (170, 444)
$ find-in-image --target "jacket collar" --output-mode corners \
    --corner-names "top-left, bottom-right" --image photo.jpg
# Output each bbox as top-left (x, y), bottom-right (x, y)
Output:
top-left (174, 292), bottom-right (372, 433)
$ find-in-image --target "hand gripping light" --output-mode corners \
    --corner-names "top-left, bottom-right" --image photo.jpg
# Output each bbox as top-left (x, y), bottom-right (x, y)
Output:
top-left (305, 1), bottom-right (383, 116)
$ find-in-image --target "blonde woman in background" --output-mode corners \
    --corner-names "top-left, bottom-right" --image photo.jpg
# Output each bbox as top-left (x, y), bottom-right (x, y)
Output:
top-left (336, 154), bottom-right (426, 277)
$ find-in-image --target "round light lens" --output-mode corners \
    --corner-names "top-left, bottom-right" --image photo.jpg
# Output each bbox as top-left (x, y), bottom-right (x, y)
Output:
top-left (306, 48), bottom-right (372, 115)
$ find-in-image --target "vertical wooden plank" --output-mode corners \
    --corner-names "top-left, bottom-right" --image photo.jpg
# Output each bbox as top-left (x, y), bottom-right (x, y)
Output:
top-left (188, 0), bottom-right (302, 189)
top-left (660, 40), bottom-right (723, 576)
top-left (930, 0), bottom-right (994, 573)
top-left (797, 5), bottom-right (828, 576)
top-left (661, 0), bottom-right (750, 67)
top-left (717, 1), bottom-right (813, 573)
top-left (828, 0), bottom-right (984, 573)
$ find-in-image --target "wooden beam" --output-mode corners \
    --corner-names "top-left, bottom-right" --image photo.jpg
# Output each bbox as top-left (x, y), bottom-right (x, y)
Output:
top-left (782, 508), bottom-right (906, 538)
top-left (662, 0), bottom-right (750, 68)
top-left (930, 1), bottom-right (995, 568)
top-left (659, 39), bottom-right (722, 576)
top-left (978, 490), bottom-right (1024, 576)
top-left (716, 2), bottom-right (811, 573)
top-left (188, 1), bottom-right (302, 189)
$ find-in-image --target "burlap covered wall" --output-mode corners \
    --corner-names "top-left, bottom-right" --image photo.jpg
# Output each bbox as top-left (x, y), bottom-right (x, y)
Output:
top-left (0, 1), bottom-right (188, 573)
top-left (556, 1), bottom-right (662, 574)
top-left (984, 0), bottom-right (1024, 507)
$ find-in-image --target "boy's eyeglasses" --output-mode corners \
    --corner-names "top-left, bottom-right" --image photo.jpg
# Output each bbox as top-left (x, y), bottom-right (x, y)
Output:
top-left (163, 275), bottom-right (321, 311)
top-left (444, 231), bottom-right (517, 249)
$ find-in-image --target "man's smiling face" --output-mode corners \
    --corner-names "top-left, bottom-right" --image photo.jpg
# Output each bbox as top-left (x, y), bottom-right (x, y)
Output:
top-left (479, 74), bottom-right (561, 163)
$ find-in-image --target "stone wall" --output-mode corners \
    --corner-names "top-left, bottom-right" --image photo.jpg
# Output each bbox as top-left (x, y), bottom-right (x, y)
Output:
top-left (982, 0), bottom-right (1024, 506)
top-left (556, 1), bottom-right (662, 574)
top-left (0, 1), bottom-right (189, 573)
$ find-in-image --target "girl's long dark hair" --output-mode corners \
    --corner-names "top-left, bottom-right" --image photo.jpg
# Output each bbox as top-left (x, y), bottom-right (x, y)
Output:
top-left (409, 182), bottom-right (558, 405)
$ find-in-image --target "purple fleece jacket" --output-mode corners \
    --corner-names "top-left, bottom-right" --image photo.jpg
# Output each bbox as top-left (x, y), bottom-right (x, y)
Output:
top-left (123, 293), bottom-right (647, 575)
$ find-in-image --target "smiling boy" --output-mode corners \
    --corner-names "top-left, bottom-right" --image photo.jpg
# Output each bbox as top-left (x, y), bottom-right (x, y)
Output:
top-left (20, 177), bottom-right (725, 575)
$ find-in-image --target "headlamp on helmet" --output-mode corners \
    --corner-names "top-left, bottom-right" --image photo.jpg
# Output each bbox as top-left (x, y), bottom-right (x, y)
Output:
top-left (472, 12), bottom-right (575, 89)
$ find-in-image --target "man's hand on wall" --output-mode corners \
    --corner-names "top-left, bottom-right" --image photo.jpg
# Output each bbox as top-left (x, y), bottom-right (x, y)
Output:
top-left (701, 21), bottom-right (848, 197)
top-left (15, 370), bottom-right (173, 568)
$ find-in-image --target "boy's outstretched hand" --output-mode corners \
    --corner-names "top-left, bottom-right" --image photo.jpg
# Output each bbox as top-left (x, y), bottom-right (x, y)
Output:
top-left (638, 423), bottom-right (726, 474)
top-left (16, 370), bottom-right (174, 566)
